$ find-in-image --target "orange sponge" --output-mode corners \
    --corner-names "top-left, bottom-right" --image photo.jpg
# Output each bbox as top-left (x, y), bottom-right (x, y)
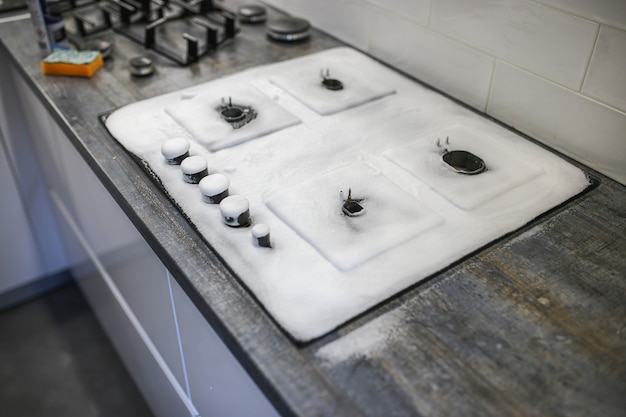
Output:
top-left (42, 50), bottom-right (103, 78)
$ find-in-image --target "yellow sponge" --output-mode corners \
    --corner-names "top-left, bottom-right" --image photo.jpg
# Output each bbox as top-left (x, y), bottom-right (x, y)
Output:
top-left (42, 50), bottom-right (103, 78)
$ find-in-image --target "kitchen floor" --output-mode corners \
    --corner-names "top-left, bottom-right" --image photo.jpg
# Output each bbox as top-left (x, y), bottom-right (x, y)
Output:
top-left (0, 283), bottom-right (155, 417)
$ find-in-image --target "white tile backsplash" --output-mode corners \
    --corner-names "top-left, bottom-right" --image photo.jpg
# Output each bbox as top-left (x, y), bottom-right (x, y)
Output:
top-left (582, 25), bottom-right (626, 113)
top-left (275, 0), bottom-right (371, 51)
top-left (268, 0), bottom-right (626, 184)
top-left (367, 0), bottom-right (431, 26)
top-left (535, 0), bottom-right (626, 31)
top-left (488, 61), bottom-right (626, 184)
top-left (430, 0), bottom-right (598, 90)
top-left (369, 6), bottom-right (494, 110)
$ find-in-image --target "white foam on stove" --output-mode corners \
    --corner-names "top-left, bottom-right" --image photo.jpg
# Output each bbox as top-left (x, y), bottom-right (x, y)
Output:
top-left (105, 47), bottom-right (590, 342)
top-left (268, 48), bottom-right (396, 115)
top-left (164, 82), bottom-right (300, 151)
top-left (265, 162), bottom-right (444, 271)
top-left (383, 125), bottom-right (545, 210)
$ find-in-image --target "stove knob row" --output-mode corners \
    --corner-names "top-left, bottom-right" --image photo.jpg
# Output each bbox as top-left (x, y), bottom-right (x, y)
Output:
top-left (160, 137), bottom-right (271, 248)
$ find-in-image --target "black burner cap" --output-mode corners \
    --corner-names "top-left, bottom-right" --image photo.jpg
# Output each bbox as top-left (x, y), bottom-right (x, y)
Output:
top-left (129, 56), bottom-right (154, 77)
top-left (238, 4), bottom-right (267, 23)
top-left (266, 17), bottom-right (311, 42)
top-left (84, 39), bottom-right (113, 59)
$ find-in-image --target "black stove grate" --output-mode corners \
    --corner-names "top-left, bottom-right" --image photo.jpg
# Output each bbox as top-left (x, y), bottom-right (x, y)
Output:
top-left (61, 0), bottom-right (237, 65)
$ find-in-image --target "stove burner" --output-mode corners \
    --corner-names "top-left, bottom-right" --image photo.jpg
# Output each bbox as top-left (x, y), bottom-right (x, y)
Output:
top-left (129, 55), bottom-right (155, 76)
top-left (442, 150), bottom-right (486, 175)
top-left (342, 188), bottom-right (366, 217)
top-left (84, 38), bottom-right (113, 59)
top-left (437, 136), bottom-right (486, 175)
top-left (321, 69), bottom-right (343, 91)
top-left (237, 4), bottom-right (267, 23)
top-left (219, 97), bottom-right (257, 129)
top-left (265, 17), bottom-right (310, 42)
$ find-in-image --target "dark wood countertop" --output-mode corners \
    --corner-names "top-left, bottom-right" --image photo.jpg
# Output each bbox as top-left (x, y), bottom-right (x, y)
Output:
top-left (2, 7), bottom-right (625, 416)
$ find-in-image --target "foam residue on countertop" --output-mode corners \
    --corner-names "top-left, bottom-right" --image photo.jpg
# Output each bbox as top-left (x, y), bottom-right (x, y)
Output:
top-left (105, 47), bottom-right (590, 342)
top-left (316, 310), bottom-right (403, 363)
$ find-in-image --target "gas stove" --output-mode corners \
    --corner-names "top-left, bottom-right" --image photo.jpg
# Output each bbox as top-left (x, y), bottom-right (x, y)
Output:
top-left (104, 47), bottom-right (591, 342)
top-left (59, 0), bottom-right (237, 65)
top-left (58, 0), bottom-right (312, 66)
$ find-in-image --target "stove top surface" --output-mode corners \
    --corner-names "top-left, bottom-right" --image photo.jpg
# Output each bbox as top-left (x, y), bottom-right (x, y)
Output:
top-left (0, 0), bottom-right (26, 13)
top-left (105, 47), bottom-right (590, 342)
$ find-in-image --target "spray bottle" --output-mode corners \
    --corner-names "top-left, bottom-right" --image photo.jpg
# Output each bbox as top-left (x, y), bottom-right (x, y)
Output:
top-left (25, 0), bottom-right (69, 55)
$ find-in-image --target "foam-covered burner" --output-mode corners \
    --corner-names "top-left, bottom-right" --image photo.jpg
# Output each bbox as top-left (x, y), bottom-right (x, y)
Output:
top-left (341, 189), bottom-right (365, 217)
top-left (218, 97), bottom-right (257, 129)
top-left (321, 69), bottom-right (344, 91)
top-left (269, 49), bottom-right (395, 115)
top-left (265, 162), bottom-right (444, 271)
top-left (384, 125), bottom-right (545, 210)
top-left (442, 150), bottom-right (486, 175)
top-left (163, 82), bottom-right (300, 151)
top-left (436, 136), bottom-right (487, 175)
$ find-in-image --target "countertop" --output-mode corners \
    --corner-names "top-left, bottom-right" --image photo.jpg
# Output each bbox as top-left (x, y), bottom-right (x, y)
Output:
top-left (1, 6), bottom-right (625, 416)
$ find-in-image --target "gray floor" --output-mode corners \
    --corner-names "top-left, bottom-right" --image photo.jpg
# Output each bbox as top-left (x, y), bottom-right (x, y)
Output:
top-left (0, 283), bottom-right (155, 417)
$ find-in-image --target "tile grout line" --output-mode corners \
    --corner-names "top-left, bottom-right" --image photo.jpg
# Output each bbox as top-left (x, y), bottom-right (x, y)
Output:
top-left (579, 23), bottom-right (602, 93)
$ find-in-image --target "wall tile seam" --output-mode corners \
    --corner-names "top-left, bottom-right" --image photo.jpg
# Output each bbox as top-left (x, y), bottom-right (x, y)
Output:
top-left (365, 3), bottom-right (496, 64)
top-left (359, 5), bottom-right (496, 110)
top-left (486, 60), bottom-right (626, 118)
top-left (588, 20), bottom-right (626, 34)
top-left (364, 2), bottom-right (593, 92)
top-left (579, 24), bottom-right (602, 96)
top-left (363, 4), bottom-right (623, 113)
top-left (483, 59), bottom-right (498, 113)
top-left (359, 4), bottom-right (498, 112)
top-left (481, 52), bottom-right (626, 115)
top-left (529, 0), bottom-right (626, 32)
top-left (361, 0), bottom-right (432, 28)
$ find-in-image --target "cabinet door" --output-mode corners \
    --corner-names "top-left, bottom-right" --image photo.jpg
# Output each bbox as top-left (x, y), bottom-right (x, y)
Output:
top-left (45, 119), bottom-right (190, 396)
top-left (0, 133), bottom-right (44, 292)
top-left (105, 240), bottom-right (190, 394)
top-left (11, 65), bottom-right (71, 212)
top-left (0, 60), bottom-right (68, 275)
top-left (50, 190), bottom-right (198, 417)
top-left (170, 277), bottom-right (281, 417)
top-left (55, 128), bottom-right (142, 260)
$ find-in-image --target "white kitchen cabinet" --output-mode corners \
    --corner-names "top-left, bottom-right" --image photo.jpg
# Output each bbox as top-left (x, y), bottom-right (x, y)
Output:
top-left (0, 129), bottom-right (45, 293)
top-left (50, 188), bottom-right (197, 417)
top-left (32, 94), bottom-right (193, 408)
top-left (11, 64), bottom-right (77, 220)
top-left (55, 137), bottom-right (143, 261)
top-left (0, 59), bottom-right (69, 280)
top-left (1, 59), bottom-right (194, 416)
top-left (170, 277), bottom-right (281, 417)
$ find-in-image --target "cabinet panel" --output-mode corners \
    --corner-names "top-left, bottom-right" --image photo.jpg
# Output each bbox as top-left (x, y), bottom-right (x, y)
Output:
top-left (105, 241), bottom-right (189, 393)
top-left (0, 60), bottom-right (68, 275)
top-left (45, 124), bottom-right (190, 395)
top-left (55, 130), bottom-right (141, 260)
top-left (50, 190), bottom-right (198, 417)
top-left (0, 133), bottom-right (44, 292)
top-left (12, 66), bottom-right (72, 206)
top-left (170, 278), bottom-right (280, 417)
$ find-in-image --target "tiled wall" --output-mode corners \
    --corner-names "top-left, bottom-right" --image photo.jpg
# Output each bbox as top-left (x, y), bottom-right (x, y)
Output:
top-left (263, 0), bottom-right (626, 185)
